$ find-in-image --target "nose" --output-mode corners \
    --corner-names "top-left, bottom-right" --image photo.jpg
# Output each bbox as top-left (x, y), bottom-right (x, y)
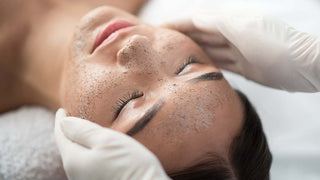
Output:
top-left (117, 35), bottom-right (154, 68)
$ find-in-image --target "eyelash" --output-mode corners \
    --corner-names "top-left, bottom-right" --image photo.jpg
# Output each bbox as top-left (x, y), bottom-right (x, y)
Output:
top-left (113, 90), bottom-right (144, 119)
top-left (175, 56), bottom-right (200, 74)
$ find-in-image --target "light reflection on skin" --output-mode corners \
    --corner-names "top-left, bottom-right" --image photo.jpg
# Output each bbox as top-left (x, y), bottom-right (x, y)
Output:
top-left (60, 6), bottom-right (244, 173)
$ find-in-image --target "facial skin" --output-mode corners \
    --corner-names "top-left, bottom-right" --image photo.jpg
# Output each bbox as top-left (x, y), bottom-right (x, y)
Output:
top-left (60, 6), bottom-right (244, 173)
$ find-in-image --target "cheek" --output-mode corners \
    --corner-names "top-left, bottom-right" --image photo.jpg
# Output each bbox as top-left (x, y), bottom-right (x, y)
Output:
top-left (163, 85), bottom-right (224, 136)
top-left (60, 62), bottom-right (120, 124)
top-left (61, 64), bottom-right (102, 120)
top-left (155, 33), bottom-right (191, 63)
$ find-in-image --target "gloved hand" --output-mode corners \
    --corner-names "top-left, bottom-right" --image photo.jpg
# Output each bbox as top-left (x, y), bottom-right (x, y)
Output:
top-left (163, 12), bottom-right (320, 92)
top-left (54, 108), bottom-right (170, 180)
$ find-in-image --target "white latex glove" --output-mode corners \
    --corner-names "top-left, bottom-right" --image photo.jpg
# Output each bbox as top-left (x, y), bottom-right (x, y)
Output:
top-left (163, 12), bottom-right (320, 92)
top-left (54, 108), bottom-right (170, 180)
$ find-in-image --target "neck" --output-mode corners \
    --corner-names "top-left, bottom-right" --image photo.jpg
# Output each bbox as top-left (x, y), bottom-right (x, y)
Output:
top-left (17, 2), bottom-right (93, 111)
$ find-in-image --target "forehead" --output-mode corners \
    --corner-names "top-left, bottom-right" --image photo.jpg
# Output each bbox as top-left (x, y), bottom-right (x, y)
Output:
top-left (153, 28), bottom-right (203, 56)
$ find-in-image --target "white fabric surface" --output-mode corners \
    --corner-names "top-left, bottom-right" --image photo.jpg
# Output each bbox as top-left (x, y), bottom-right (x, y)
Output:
top-left (0, 107), bottom-right (66, 180)
top-left (0, 0), bottom-right (319, 179)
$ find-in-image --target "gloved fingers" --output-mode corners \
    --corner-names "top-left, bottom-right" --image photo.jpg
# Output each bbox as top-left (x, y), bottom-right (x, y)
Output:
top-left (60, 116), bottom-right (116, 149)
top-left (192, 13), bottom-right (244, 48)
top-left (214, 61), bottom-right (241, 75)
top-left (192, 13), bottom-right (222, 33)
top-left (55, 108), bottom-right (71, 153)
top-left (159, 15), bottom-right (196, 33)
top-left (201, 45), bottom-right (235, 63)
top-left (188, 31), bottom-right (228, 46)
top-left (55, 108), bottom-right (67, 121)
top-left (61, 117), bottom-right (148, 151)
top-left (160, 14), bottom-right (228, 46)
top-left (55, 109), bottom-right (87, 160)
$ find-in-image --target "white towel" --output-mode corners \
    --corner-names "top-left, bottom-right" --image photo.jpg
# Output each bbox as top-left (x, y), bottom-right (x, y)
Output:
top-left (0, 106), bottom-right (67, 180)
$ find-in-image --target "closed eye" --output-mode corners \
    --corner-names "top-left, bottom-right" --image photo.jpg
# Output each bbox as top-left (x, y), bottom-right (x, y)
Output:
top-left (113, 90), bottom-right (143, 120)
top-left (175, 56), bottom-right (202, 74)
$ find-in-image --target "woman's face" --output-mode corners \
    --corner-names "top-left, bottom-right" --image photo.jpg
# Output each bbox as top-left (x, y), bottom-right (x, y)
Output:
top-left (61, 6), bottom-right (244, 172)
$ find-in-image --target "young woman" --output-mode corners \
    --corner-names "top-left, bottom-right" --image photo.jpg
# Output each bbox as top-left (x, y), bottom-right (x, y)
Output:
top-left (0, 0), bottom-right (272, 179)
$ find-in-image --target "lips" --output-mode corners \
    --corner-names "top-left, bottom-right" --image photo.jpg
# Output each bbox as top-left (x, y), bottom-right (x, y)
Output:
top-left (92, 19), bottom-right (133, 53)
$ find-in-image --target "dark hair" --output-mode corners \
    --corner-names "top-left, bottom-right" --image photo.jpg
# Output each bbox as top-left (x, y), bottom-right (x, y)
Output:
top-left (168, 90), bottom-right (272, 180)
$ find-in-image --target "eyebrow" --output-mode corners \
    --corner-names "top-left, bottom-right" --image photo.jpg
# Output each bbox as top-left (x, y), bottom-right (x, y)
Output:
top-left (126, 100), bottom-right (164, 136)
top-left (126, 72), bottom-right (223, 136)
top-left (188, 72), bottom-right (223, 83)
